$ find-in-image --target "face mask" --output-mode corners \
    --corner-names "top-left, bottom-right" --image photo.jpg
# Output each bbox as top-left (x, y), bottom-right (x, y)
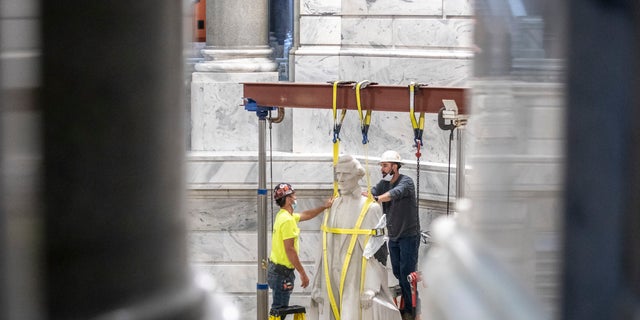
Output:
top-left (382, 170), bottom-right (394, 182)
top-left (292, 200), bottom-right (298, 211)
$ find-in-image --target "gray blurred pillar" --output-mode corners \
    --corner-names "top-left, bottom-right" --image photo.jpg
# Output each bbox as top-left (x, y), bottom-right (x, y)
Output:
top-left (41, 1), bottom-right (206, 319)
top-left (563, 0), bottom-right (640, 319)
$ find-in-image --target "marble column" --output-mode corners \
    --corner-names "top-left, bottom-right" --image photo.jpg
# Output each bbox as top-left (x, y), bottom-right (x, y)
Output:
top-left (191, 0), bottom-right (288, 152)
top-left (196, 0), bottom-right (276, 73)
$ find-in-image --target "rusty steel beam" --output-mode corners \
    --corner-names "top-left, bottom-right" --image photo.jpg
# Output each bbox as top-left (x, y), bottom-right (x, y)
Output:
top-left (243, 82), bottom-right (468, 114)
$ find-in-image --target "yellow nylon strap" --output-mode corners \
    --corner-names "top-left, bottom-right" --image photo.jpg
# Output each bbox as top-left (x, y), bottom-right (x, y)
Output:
top-left (409, 82), bottom-right (425, 131)
top-left (321, 225), bottom-right (377, 235)
top-left (338, 199), bottom-right (373, 305)
top-left (364, 144), bottom-right (372, 197)
top-left (322, 198), bottom-right (374, 320)
top-left (333, 81), bottom-right (339, 197)
top-left (356, 80), bottom-right (373, 196)
top-left (355, 81), bottom-right (372, 127)
top-left (322, 205), bottom-right (341, 320)
top-left (332, 81), bottom-right (348, 197)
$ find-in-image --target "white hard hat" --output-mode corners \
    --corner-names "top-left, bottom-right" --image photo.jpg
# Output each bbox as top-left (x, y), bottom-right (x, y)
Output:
top-left (379, 150), bottom-right (402, 163)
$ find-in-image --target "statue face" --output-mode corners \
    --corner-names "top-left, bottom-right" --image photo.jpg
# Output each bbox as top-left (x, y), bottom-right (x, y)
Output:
top-left (336, 169), bottom-right (360, 192)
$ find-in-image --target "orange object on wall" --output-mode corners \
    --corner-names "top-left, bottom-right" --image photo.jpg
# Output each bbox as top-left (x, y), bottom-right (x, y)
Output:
top-left (194, 0), bottom-right (206, 42)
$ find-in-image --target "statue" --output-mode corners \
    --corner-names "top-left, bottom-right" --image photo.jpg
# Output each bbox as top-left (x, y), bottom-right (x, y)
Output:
top-left (308, 155), bottom-right (401, 320)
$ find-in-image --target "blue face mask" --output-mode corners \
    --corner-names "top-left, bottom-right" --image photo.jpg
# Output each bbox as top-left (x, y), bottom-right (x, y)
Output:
top-left (292, 200), bottom-right (298, 211)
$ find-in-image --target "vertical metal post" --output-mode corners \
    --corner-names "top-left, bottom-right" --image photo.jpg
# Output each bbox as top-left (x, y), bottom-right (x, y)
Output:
top-left (257, 116), bottom-right (269, 319)
top-left (456, 127), bottom-right (465, 199)
top-left (245, 99), bottom-right (273, 319)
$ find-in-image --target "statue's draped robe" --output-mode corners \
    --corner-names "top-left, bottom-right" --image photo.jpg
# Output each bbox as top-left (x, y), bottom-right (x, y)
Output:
top-left (309, 192), bottom-right (401, 320)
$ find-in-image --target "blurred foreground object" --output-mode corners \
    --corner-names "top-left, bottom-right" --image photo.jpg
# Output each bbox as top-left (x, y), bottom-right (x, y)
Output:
top-left (421, 217), bottom-right (547, 320)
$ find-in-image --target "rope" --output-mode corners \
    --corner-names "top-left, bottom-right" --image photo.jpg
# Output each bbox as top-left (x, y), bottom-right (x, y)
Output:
top-left (446, 128), bottom-right (454, 215)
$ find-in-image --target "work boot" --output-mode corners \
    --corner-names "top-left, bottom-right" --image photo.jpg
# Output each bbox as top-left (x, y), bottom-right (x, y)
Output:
top-left (401, 312), bottom-right (415, 320)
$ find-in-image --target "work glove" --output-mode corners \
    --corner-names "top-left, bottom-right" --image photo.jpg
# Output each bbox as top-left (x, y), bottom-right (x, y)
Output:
top-left (360, 290), bottom-right (375, 309)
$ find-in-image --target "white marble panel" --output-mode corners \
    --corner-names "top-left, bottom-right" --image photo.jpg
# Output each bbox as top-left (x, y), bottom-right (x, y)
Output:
top-left (191, 72), bottom-right (287, 152)
top-left (189, 232), bottom-right (323, 263)
top-left (342, 0), bottom-right (442, 15)
top-left (187, 198), bottom-right (258, 231)
top-left (444, 0), bottom-right (474, 16)
top-left (301, 0), bottom-right (341, 15)
top-left (338, 55), bottom-right (471, 86)
top-left (187, 157), bottom-right (258, 187)
top-left (341, 17), bottom-right (393, 47)
top-left (393, 18), bottom-right (474, 48)
top-left (293, 54), bottom-right (340, 82)
top-left (300, 16), bottom-right (342, 45)
top-left (187, 152), bottom-right (334, 188)
top-left (189, 231), bottom-right (260, 262)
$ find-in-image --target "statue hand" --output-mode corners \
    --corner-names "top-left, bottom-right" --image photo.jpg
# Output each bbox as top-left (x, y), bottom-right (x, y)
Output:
top-left (360, 290), bottom-right (375, 309)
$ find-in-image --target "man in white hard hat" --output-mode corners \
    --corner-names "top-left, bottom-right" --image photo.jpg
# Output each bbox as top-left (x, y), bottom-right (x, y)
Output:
top-left (368, 150), bottom-right (420, 320)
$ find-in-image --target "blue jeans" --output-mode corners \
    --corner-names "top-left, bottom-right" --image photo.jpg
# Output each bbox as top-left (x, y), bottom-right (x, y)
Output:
top-left (267, 262), bottom-right (295, 309)
top-left (389, 235), bottom-right (420, 315)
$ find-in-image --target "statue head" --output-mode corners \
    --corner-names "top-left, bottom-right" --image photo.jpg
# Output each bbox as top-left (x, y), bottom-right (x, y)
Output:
top-left (336, 155), bottom-right (365, 193)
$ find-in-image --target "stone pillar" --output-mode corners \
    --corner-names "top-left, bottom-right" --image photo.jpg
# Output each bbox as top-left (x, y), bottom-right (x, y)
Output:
top-left (191, 0), bottom-right (289, 152)
top-left (197, 0), bottom-right (276, 73)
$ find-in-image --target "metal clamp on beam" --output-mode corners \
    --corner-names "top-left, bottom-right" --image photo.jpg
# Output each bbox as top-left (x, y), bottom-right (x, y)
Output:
top-left (244, 98), bottom-right (277, 120)
top-left (438, 99), bottom-right (468, 130)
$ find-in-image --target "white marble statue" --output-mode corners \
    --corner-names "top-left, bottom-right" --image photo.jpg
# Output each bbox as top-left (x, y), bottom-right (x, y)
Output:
top-left (309, 155), bottom-right (401, 320)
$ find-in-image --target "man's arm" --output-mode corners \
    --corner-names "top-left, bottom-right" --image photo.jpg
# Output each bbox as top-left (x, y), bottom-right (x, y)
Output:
top-left (283, 238), bottom-right (309, 288)
top-left (299, 197), bottom-right (333, 221)
top-left (376, 176), bottom-right (414, 203)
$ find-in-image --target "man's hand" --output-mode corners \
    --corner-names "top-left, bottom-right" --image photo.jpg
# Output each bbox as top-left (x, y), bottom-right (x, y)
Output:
top-left (323, 196), bottom-right (335, 209)
top-left (300, 272), bottom-right (310, 288)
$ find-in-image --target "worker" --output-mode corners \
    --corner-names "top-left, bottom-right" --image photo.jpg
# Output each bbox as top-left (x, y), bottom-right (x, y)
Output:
top-left (309, 155), bottom-right (401, 320)
top-left (368, 150), bottom-right (420, 320)
top-left (268, 183), bottom-right (333, 310)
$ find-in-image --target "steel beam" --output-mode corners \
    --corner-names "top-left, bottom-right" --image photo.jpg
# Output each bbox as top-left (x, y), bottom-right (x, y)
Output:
top-left (243, 82), bottom-right (468, 114)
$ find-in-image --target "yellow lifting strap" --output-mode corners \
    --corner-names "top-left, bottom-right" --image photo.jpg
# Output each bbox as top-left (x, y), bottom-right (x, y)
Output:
top-left (322, 198), bottom-right (374, 320)
top-left (331, 81), bottom-right (350, 197)
top-left (355, 80), bottom-right (374, 196)
top-left (409, 82), bottom-right (425, 148)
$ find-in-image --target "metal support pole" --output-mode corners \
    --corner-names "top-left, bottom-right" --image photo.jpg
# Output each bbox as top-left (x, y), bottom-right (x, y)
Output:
top-left (257, 116), bottom-right (269, 320)
top-left (456, 127), bottom-right (465, 200)
top-left (245, 100), bottom-right (274, 319)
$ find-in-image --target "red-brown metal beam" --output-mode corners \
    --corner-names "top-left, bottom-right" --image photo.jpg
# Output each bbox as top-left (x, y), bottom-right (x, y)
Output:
top-left (243, 82), bottom-right (469, 114)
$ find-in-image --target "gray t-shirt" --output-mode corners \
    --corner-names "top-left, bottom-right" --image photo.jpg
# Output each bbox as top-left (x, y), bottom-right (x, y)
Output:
top-left (371, 174), bottom-right (420, 240)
